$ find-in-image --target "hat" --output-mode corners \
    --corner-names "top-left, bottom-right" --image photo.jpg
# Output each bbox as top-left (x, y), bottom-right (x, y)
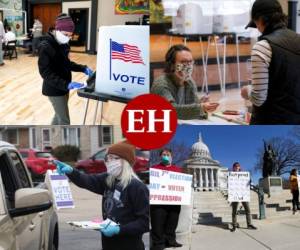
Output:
top-left (107, 141), bottom-right (136, 166)
top-left (245, 0), bottom-right (283, 29)
top-left (55, 13), bottom-right (75, 33)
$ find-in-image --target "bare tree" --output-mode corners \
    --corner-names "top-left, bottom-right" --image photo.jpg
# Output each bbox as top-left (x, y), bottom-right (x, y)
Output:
top-left (255, 137), bottom-right (300, 176)
top-left (150, 141), bottom-right (191, 167)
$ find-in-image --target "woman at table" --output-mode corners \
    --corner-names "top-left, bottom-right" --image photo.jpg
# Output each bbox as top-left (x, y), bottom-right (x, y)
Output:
top-left (38, 13), bottom-right (93, 125)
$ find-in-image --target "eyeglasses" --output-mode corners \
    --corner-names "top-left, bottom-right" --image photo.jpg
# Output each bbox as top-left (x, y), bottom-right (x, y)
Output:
top-left (105, 154), bottom-right (121, 162)
top-left (178, 60), bottom-right (194, 65)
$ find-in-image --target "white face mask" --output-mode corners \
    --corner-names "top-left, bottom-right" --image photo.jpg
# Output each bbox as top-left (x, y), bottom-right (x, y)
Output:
top-left (55, 30), bottom-right (70, 44)
top-left (106, 159), bottom-right (122, 177)
top-left (175, 63), bottom-right (194, 81)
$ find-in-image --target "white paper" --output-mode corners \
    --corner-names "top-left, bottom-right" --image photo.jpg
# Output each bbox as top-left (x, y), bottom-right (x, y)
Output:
top-left (228, 171), bottom-right (251, 202)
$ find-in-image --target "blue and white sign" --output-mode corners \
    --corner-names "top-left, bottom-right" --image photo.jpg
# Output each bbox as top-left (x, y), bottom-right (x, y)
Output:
top-left (150, 168), bottom-right (193, 205)
top-left (96, 25), bottom-right (149, 99)
top-left (45, 170), bottom-right (74, 210)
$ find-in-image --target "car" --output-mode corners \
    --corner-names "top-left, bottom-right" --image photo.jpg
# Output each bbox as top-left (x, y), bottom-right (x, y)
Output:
top-left (75, 147), bottom-right (149, 182)
top-left (0, 141), bottom-right (59, 250)
top-left (19, 149), bottom-right (57, 180)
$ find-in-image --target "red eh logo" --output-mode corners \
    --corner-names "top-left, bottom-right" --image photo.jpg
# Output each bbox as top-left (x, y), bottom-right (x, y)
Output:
top-left (121, 94), bottom-right (178, 150)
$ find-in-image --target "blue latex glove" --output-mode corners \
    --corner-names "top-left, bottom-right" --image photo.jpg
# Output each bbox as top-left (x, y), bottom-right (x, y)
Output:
top-left (54, 160), bottom-right (73, 175)
top-left (68, 82), bottom-right (85, 90)
top-left (100, 224), bottom-right (120, 237)
top-left (84, 67), bottom-right (94, 77)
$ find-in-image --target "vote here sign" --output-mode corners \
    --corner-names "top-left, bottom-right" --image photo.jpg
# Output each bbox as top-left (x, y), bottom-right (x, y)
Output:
top-left (150, 168), bottom-right (193, 205)
top-left (96, 25), bottom-right (149, 99)
top-left (228, 171), bottom-right (251, 202)
top-left (45, 170), bottom-right (74, 209)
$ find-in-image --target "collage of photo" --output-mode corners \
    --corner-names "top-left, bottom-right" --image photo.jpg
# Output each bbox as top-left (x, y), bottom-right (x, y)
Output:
top-left (0, 0), bottom-right (300, 250)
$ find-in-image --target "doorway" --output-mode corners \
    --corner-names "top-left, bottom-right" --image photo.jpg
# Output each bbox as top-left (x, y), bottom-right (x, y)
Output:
top-left (69, 8), bottom-right (88, 53)
top-left (32, 3), bottom-right (62, 33)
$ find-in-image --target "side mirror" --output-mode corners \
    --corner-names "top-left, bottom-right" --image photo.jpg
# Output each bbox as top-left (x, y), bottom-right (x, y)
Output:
top-left (9, 188), bottom-right (52, 218)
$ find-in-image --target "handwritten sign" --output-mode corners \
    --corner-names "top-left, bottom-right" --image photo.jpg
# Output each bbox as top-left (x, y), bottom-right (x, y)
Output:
top-left (228, 171), bottom-right (250, 202)
top-left (149, 168), bottom-right (193, 205)
top-left (45, 170), bottom-right (74, 209)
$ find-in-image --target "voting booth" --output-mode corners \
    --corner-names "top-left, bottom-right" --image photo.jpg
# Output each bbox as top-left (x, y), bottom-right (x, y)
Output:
top-left (149, 168), bottom-right (193, 205)
top-left (95, 25), bottom-right (149, 99)
top-left (228, 171), bottom-right (251, 202)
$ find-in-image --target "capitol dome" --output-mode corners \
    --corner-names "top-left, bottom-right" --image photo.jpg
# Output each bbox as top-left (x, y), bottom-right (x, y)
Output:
top-left (191, 133), bottom-right (211, 159)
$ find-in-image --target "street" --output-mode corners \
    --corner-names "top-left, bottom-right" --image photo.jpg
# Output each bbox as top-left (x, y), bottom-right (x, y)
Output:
top-left (57, 183), bottom-right (149, 250)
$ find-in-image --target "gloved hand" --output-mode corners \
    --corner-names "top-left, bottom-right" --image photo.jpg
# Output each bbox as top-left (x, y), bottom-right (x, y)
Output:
top-left (68, 82), bottom-right (86, 90)
top-left (84, 67), bottom-right (94, 77)
top-left (54, 160), bottom-right (73, 175)
top-left (100, 224), bottom-right (120, 237)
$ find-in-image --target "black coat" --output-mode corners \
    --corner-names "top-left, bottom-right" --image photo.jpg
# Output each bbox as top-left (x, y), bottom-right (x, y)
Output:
top-left (67, 169), bottom-right (149, 250)
top-left (38, 32), bottom-right (86, 96)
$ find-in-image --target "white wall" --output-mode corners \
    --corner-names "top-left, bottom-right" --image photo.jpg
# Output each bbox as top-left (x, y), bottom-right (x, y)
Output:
top-left (62, 1), bottom-right (92, 50)
top-left (96, 0), bottom-right (143, 50)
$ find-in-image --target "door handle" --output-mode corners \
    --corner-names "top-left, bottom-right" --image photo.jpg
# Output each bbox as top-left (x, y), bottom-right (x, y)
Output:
top-left (29, 223), bottom-right (36, 231)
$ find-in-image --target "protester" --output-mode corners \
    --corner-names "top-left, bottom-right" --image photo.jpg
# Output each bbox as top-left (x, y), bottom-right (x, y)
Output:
top-left (231, 162), bottom-right (257, 232)
top-left (38, 13), bottom-right (93, 125)
top-left (150, 148), bottom-right (183, 250)
top-left (241, 0), bottom-right (300, 124)
top-left (55, 141), bottom-right (149, 250)
top-left (151, 44), bottom-right (219, 120)
top-left (289, 168), bottom-right (300, 214)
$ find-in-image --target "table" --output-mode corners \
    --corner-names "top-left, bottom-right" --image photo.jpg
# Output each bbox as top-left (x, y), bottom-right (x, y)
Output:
top-left (77, 88), bottom-right (130, 125)
top-left (167, 31), bottom-right (240, 96)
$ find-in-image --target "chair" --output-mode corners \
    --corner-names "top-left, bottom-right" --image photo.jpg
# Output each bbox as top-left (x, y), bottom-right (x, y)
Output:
top-left (4, 40), bottom-right (18, 60)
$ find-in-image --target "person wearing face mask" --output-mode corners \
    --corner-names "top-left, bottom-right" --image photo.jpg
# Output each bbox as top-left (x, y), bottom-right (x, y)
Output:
top-left (150, 148), bottom-right (182, 250)
top-left (38, 13), bottom-right (94, 125)
top-left (54, 141), bottom-right (149, 250)
top-left (151, 44), bottom-right (219, 120)
top-left (241, 0), bottom-right (300, 124)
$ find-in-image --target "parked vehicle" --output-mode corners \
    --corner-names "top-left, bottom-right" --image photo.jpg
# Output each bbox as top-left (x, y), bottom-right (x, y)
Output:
top-left (0, 141), bottom-right (59, 250)
top-left (19, 149), bottom-right (57, 180)
top-left (75, 148), bottom-right (149, 182)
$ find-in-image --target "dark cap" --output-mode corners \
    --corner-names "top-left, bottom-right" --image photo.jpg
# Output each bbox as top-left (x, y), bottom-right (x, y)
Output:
top-left (245, 0), bottom-right (283, 29)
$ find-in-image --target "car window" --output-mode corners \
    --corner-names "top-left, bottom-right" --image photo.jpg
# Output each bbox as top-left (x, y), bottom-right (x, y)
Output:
top-left (94, 150), bottom-right (106, 160)
top-left (20, 152), bottom-right (29, 158)
top-left (0, 153), bottom-right (19, 209)
top-left (8, 151), bottom-right (31, 189)
top-left (36, 152), bottom-right (52, 158)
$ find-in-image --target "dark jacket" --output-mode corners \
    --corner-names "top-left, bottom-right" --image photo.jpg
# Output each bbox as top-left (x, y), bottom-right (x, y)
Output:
top-left (251, 27), bottom-right (300, 124)
top-left (38, 32), bottom-right (86, 96)
top-left (67, 169), bottom-right (149, 250)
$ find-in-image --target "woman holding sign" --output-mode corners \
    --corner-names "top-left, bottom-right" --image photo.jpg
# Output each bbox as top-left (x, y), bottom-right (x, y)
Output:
top-left (150, 148), bottom-right (183, 250)
top-left (55, 141), bottom-right (149, 250)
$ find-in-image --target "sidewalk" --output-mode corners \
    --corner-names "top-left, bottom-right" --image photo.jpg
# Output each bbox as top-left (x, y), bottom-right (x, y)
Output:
top-left (186, 217), bottom-right (300, 250)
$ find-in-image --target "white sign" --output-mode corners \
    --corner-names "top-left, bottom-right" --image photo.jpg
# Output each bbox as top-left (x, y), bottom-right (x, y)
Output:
top-left (228, 171), bottom-right (250, 202)
top-left (95, 25), bottom-right (149, 99)
top-left (45, 170), bottom-right (74, 209)
top-left (150, 168), bottom-right (193, 205)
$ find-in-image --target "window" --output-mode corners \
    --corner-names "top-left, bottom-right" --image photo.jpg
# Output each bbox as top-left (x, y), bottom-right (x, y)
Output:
top-left (20, 152), bottom-right (29, 159)
top-left (29, 127), bottom-right (37, 149)
top-left (94, 150), bottom-right (106, 160)
top-left (3, 129), bottom-right (19, 145)
top-left (36, 152), bottom-right (52, 158)
top-left (42, 128), bottom-right (51, 149)
top-left (62, 127), bottom-right (80, 146)
top-left (0, 153), bottom-right (18, 209)
top-left (9, 151), bottom-right (31, 189)
top-left (99, 126), bottom-right (113, 146)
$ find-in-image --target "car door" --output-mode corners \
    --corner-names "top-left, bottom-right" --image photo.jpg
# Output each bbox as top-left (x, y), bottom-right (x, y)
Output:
top-left (7, 150), bottom-right (44, 250)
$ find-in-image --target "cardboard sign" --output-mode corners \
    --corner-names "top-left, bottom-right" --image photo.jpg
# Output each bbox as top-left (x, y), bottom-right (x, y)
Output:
top-left (228, 171), bottom-right (250, 202)
top-left (150, 168), bottom-right (193, 205)
top-left (45, 170), bottom-right (74, 209)
top-left (95, 25), bottom-right (149, 99)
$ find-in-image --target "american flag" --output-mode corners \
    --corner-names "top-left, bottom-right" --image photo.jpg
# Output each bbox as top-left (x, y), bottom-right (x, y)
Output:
top-left (111, 40), bottom-right (144, 65)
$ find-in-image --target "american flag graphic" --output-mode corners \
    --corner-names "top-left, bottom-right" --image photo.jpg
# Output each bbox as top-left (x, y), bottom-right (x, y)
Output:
top-left (111, 40), bottom-right (144, 65)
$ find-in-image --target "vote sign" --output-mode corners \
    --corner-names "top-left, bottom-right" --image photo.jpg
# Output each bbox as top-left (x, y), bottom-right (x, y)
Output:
top-left (228, 171), bottom-right (251, 202)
